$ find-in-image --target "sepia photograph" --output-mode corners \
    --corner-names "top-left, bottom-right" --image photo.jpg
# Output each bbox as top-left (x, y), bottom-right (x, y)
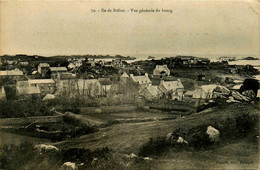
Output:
top-left (0, 0), bottom-right (259, 169)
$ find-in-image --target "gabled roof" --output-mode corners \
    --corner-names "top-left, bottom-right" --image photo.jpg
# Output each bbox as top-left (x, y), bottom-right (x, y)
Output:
top-left (38, 63), bottom-right (50, 67)
top-left (28, 79), bottom-right (55, 84)
top-left (154, 65), bottom-right (169, 71)
top-left (31, 70), bottom-right (38, 75)
top-left (130, 74), bottom-right (151, 85)
top-left (120, 72), bottom-right (129, 78)
top-left (200, 84), bottom-right (218, 93)
top-left (160, 80), bottom-right (184, 92)
top-left (0, 70), bottom-right (23, 76)
top-left (147, 86), bottom-right (159, 96)
top-left (50, 67), bottom-right (68, 72)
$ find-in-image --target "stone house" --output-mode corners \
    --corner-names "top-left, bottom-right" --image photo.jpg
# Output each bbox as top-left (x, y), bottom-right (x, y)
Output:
top-left (28, 79), bottom-right (56, 95)
top-left (158, 79), bottom-right (184, 100)
top-left (153, 65), bottom-right (170, 77)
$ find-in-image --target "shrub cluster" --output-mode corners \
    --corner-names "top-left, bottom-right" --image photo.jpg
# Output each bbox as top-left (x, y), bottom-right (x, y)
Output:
top-left (139, 113), bottom-right (259, 156)
top-left (0, 99), bottom-right (52, 118)
top-left (0, 143), bottom-right (124, 170)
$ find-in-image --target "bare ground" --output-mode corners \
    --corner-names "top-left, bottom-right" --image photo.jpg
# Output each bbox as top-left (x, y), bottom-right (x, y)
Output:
top-left (56, 103), bottom-right (258, 154)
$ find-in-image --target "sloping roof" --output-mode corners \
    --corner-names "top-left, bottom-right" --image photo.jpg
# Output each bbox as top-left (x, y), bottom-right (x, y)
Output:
top-left (185, 84), bottom-right (218, 99)
top-left (160, 80), bottom-right (184, 92)
top-left (200, 84), bottom-right (218, 93)
top-left (28, 79), bottom-right (55, 84)
top-left (31, 70), bottom-right (38, 75)
top-left (0, 70), bottom-right (23, 76)
top-left (38, 63), bottom-right (50, 67)
top-left (77, 79), bottom-right (100, 90)
top-left (120, 72), bottom-right (129, 78)
top-left (68, 63), bottom-right (76, 68)
top-left (154, 65), bottom-right (169, 71)
top-left (147, 86), bottom-right (159, 96)
top-left (50, 67), bottom-right (68, 72)
top-left (130, 75), bottom-right (151, 85)
top-left (153, 65), bottom-right (170, 75)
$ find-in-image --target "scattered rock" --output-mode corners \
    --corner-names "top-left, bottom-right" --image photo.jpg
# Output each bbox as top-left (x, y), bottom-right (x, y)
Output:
top-left (176, 137), bottom-right (188, 144)
top-left (166, 132), bottom-right (173, 140)
top-left (208, 100), bottom-right (215, 103)
top-left (226, 96), bottom-right (240, 103)
top-left (231, 91), bottom-right (250, 101)
top-left (34, 144), bottom-right (59, 153)
top-left (91, 158), bottom-right (98, 165)
top-left (206, 126), bottom-right (220, 142)
top-left (143, 157), bottom-right (153, 161)
top-left (214, 86), bottom-right (230, 96)
top-left (61, 162), bottom-right (83, 170)
top-left (129, 153), bottom-right (138, 159)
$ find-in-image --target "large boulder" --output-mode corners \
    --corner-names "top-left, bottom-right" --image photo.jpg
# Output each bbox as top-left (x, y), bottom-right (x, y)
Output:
top-left (206, 126), bottom-right (220, 142)
top-left (177, 136), bottom-right (188, 144)
top-left (242, 90), bottom-right (256, 100)
top-left (60, 162), bottom-right (84, 170)
top-left (212, 86), bottom-right (231, 99)
top-left (214, 86), bottom-right (230, 96)
top-left (226, 96), bottom-right (240, 103)
top-left (231, 91), bottom-right (250, 101)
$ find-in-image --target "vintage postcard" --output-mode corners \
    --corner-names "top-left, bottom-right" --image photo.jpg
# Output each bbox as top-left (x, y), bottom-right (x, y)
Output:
top-left (0, 0), bottom-right (259, 169)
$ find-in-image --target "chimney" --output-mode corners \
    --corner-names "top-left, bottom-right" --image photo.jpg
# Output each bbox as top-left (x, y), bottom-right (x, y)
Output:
top-left (145, 73), bottom-right (148, 77)
top-left (130, 74), bottom-right (134, 78)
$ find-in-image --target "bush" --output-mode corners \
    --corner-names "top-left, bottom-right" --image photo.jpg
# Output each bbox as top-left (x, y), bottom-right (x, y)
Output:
top-left (0, 99), bottom-right (52, 118)
top-left (139, 137), bottom-right (175, 156)
top-left (0, 142), bottom-right (38, 170)
top-left (139, 112), bottom-right (259, 156)
top-left (0, 143), bottom-right (123, 170)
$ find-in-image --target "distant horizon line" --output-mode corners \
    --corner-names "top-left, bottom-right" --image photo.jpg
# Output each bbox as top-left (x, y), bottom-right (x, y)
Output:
top-left (1, 53), bottom-right (259, 57)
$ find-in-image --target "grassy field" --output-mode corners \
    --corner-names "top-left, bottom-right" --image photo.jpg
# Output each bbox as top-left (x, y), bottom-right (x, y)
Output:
top-left (1, 102), bottom-right (259, 169)
top-left (53, 102), bottom-right (258, 169)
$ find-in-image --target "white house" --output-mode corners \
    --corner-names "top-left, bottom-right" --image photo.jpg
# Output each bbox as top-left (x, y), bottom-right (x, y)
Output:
top-left (184, 84), bottom-right (218, 99)
top-left (28, 79), bottom-right (56, 95)
top-left (49, 67), bottom-right (68, 73)
top-left (153, 65), bottom-right (170, 76)
top-left (37, 63), bottom-right (50, 76)
top-left (143, 85), bottom-right (162, 101)
top-left (129, 73), bottom-right (152, 88)
top-left (158, 79), bottom-right (184, 100)
top-left (16, 81), bottom-right (41, 96)
top-left (0, 70), bottom-right (23, 76)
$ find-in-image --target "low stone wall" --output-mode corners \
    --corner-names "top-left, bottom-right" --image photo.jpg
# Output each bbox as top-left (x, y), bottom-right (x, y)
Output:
top-left (80, 105), bottom-right (138, 114)
top-left (146, 101), bottom-right (194, 112)
top-left (0, 116), bottom-right (63, 126)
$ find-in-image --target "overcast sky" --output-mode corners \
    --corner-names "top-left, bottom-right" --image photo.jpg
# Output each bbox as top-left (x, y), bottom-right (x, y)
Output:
top-left (0, 0), bottom-right (259, 56)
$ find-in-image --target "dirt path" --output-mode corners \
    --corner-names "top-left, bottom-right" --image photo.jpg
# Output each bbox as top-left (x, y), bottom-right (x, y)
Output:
top-left (56, 103), bottom-right (257, 154)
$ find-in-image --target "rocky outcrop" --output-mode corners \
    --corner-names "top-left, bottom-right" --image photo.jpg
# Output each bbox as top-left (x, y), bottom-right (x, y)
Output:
top-left (206, 126), bottom-right (220, 142)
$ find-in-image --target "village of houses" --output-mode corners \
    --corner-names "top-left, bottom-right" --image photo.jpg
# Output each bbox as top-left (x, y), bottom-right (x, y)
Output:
top-left (1, 55), bottom-right (258, 104)
top-left (0, 54), bottom-right (259, 169)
